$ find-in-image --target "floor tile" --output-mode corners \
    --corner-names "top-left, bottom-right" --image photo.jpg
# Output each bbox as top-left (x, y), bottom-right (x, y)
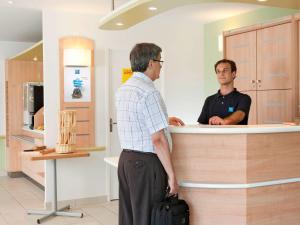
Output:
top-left (82, 206), bottom-right (117, 225)
top-left (0, 215), bottom-right (8, 225)
top-left (0, 177), bottom-right (119, 225)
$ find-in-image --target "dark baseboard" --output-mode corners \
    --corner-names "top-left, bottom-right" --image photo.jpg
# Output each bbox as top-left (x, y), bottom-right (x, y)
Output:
top-left (7, 171), bottom-right (23, 178)
top-left (7, 171), bottom-right (44, 191)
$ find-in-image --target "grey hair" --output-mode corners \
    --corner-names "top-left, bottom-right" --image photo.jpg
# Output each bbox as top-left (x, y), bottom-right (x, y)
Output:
top-left (130, 43), bottom-right (162, 72)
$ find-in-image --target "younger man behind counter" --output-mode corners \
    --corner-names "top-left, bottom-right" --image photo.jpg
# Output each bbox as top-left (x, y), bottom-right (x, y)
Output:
top-left (198, 59), bottom-right (251, 125)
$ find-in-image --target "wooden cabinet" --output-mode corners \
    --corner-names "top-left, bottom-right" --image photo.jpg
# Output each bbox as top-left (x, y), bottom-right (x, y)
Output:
top-left (225, 29), bottom-right (257, 91)
top-left (224, 17), bottom-right (295, 124)
top-left (257, 23), bottom-right (292, 90)
top-left (257, 89), bottom-right (292, 124)
top-left (20, 140), bottom-right (44, 186)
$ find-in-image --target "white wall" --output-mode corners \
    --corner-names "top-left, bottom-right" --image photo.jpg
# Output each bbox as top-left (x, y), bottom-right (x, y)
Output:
top-left (43, 7), bottom-right (205, 202)
top-left (0, 41), bottom-right (34, 135)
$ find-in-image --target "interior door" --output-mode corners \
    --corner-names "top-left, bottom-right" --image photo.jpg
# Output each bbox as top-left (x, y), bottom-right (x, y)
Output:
top-left (108, 49), bottom-right (130, 200)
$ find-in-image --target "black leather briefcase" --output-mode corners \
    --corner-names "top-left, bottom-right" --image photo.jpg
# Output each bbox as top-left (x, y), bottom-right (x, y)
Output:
top-left (151, 194), bottom-right (189, 225)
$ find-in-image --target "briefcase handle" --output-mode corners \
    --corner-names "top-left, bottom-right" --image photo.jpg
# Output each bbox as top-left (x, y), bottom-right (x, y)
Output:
top-left (165, 187), bottom-right (178, 200)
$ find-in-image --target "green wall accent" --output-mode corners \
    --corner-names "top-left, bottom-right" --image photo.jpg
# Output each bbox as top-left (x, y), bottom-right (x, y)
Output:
top-left (204, 7), bottom-right (299, 97)
top-left (0, 138), bottom-right (5, 172)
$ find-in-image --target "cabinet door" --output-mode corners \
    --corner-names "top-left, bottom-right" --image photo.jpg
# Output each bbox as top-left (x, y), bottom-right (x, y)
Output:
top-left (257, 23), bottom-right (292, 90)
top-left (225, 30), bottom-right (257, 91)
top-left (257, 89), bottom-right (292, 124)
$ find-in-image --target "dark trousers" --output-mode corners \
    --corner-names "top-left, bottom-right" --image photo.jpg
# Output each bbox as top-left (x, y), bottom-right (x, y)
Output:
top-left (118, 150), bottom-right (167, 225)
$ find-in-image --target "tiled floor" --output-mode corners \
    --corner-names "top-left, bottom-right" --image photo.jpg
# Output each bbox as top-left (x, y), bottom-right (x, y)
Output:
top-left (0, 176), bottom-right (118, 225)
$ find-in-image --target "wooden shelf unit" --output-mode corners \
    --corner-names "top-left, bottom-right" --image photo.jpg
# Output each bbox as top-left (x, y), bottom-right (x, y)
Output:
top-left (224, 16), bottom-right (298, 124)
top-left (5, 47), bottom-right (44, 185)
top-left (59, 37), bottom-right (95, 147)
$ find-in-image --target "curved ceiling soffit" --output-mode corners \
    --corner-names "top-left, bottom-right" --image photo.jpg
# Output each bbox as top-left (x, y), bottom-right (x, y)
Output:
top-left (98, 0), bottom-right (300, 30)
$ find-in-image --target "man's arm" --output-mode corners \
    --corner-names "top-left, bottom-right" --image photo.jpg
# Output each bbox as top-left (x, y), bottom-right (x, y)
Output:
top-left (152, 130), bottom-right (178, 195)
top-left (209, 110), bottom-right (245, 125)
top-left (223, 110), bottom-right (245, 124)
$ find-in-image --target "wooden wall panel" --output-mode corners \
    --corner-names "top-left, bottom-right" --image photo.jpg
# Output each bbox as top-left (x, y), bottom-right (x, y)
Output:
top-left (179, 183), bottom-right (300, 225)
top-left (171, 133), bottom-right (247, 183)
top-left (59, 37), bottom-right (95, 147)
top-left (180, 188), bottom-right (247, 225)
top-left (247, 183), bottom-right (300, 225)
top-left (247, 132), bottom-right (300, 183)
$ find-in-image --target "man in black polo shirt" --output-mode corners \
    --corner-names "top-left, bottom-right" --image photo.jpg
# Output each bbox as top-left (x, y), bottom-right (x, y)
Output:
top-left (198, 59), bottom-right (251, 125)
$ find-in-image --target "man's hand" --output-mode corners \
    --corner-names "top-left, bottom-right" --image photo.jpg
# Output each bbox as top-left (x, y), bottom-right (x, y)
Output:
top-left (209, 111), bottom-right (246, 125)
top-left (168, 176), bottom-right (179, 195)
top-left (209, 116), bottom-right (225, 125)
top-left (169, 117), bottom-right (185, 126)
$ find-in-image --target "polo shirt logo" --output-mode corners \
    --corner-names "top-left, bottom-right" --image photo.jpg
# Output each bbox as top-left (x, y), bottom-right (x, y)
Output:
top-left (228, 106), bottom-right (234, 112)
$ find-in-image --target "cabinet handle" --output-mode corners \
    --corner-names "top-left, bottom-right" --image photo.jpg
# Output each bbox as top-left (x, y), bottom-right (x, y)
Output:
top-left (257, 79), bottom-right (261, 83)
top-left (251, 80), bottom-right (256, 84)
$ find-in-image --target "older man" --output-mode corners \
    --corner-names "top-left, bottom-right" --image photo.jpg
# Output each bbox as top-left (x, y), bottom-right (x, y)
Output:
top-left (115, 43), bottom-right (184, 225)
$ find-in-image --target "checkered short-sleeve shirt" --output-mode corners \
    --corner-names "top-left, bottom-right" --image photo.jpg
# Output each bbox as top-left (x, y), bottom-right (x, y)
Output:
top-left (115, 72), bottom-right (169, 153)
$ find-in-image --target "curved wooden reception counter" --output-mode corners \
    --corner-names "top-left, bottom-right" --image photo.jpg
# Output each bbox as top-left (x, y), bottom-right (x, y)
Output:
top-left (170, 124), bottom-right (300, 225)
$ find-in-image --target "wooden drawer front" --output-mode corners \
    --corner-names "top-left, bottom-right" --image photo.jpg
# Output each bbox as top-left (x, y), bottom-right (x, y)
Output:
top-left (21, 151), bottom-right (44, 186)
top-left (77, 121), bottom-right (89, 135)
top-left (65, 107), bottom-right (90, 121)
top-left (76, 134), bottom-right (90, 147)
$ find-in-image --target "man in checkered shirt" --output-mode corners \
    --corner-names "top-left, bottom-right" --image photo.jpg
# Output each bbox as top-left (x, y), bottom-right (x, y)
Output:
top-left (116, 43), bottom-right (184, 225)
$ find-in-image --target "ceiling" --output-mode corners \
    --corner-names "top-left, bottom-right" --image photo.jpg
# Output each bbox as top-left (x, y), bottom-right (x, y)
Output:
top-left (99, 0), bottom-right (300, 30)
top-left (0, 0), bottom-right (264, 42)
top-left (0, 0), bottom-right (129, 42)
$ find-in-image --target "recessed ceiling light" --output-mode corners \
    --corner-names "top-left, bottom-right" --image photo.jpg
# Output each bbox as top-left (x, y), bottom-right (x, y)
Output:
top-left (257, 0), bottom-right (268, 2)
top-left (148, 6), bottom-right (157, 11)
top-left (8, 0), bottom-right (13, 4)
top-left (33, 57), bottom-right (38, 61)
top-left (116, 22), bottom-right (124, 26)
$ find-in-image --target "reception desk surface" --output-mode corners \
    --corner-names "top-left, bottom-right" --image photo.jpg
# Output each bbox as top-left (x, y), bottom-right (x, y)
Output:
top-left (170, 123), bottom-right (300, 134)
top-left (170, 124), bottom-right (300, 225)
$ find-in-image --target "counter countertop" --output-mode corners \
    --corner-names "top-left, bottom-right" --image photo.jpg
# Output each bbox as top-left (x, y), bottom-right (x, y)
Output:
top-left (104, 157), bottom-right (119, 168)
top-left (169, 124), bottom-right (300, 134)
top-left (22, 127), bottom-right (44, 135)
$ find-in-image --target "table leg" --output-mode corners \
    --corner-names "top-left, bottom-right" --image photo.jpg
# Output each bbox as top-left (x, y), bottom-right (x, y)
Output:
top-left (27, 159), bottom-right (84, 224)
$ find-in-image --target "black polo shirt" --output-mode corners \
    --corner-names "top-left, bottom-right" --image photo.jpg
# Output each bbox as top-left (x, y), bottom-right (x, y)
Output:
top-left (197, 89), bottom-right (251, 125)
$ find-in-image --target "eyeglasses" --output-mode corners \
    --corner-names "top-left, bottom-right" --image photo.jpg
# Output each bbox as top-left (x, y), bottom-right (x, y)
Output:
top-left (153, 59), bottom-right (164, 65)
top-left (216, 68), bottom-right (231, 74)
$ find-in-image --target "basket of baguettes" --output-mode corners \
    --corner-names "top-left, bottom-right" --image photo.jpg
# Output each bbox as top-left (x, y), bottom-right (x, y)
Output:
top-left (56, 110), bottom-right (76, 154)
